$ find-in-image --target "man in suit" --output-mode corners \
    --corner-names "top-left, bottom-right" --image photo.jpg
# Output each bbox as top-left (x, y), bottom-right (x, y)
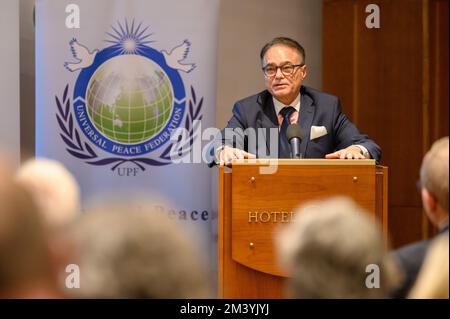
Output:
top-left (214, 37), bottom-right (380, 166)
top-left (392, 136), bottom-right (449, 298)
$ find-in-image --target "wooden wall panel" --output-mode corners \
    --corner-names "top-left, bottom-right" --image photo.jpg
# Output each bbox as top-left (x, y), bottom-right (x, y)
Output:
top-left (323, 0), bottom-right (449, 247)
top-left (429, 0), bottom-right (449, 141)
top-left (389, 208), bottom-right (425, 248)
top-left (323, 0), bottom-right (356, 120)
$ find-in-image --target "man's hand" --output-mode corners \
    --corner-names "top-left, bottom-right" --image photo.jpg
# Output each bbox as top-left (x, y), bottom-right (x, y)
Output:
top-left (325, 145), bottom-right (366, 160)
top-left (219, 146), bottom-right (256, 167)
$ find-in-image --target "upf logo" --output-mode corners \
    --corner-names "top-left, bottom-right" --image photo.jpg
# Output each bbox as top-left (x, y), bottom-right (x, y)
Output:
top-left (56, 20), bottom-right (202, 173)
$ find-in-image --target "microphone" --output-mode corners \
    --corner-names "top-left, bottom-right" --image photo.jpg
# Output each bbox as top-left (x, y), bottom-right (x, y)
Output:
top-left (286, 124), bottom-right (302, 159)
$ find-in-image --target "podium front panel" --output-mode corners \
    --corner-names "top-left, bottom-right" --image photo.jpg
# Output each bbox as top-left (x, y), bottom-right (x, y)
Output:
top-left (218, 159), bottom-right (385, 298)
top-left (231, 160), bottom-right (376, 277)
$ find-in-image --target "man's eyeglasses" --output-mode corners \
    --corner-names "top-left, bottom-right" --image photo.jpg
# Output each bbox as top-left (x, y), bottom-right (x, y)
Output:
top-left (262, 63), bottom-right (304, 77)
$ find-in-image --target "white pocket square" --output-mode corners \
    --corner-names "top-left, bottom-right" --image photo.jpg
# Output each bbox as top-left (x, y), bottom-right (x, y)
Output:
top-left (310, 126), bottom-right (328, 140)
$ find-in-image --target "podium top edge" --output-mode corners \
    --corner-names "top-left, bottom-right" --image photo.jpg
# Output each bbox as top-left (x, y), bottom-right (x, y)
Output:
top-left (231, 159), bottom-right (376, 166)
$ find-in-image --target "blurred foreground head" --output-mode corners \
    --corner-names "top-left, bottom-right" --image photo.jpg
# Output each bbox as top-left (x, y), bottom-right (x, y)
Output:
top-left (15, 158), bottom-right (80, 228)
top-left (0, 158), bottom-right (57, 297)
top-left (276, 196), bottom-right (401, 298)
top-left (70, 202), bottom-right (211, 298)
top-left (409, 234), bottom-right (449, 299)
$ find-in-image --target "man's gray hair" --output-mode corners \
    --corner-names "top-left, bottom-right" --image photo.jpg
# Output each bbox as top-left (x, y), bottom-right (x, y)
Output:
top-left (70, 201), bottom-right (211, 298)
top-left (276, 196), bottom-right (401, 298)
top-left (260, 37), bottom-right (306, 64)
top-left (420, 136), bottom-right (449, 212)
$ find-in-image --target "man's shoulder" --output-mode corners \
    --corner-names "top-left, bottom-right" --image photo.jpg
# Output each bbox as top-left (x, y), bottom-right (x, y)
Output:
top-left (390, 239), bottom-right (431, 298)
top-left (302, 86), bottom-right (339, 105)
top-left (232, 86), bottom-right (340, 110)
top-left (235, 90), bottom-right (270, 106)
top-left (231, 90), bottom-right (271, 116)
top-left (393, 239), bottom-right (430, 268)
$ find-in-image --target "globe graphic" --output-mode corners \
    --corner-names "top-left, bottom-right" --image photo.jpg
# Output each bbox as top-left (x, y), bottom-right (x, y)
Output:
top-left (85, 54), bottom-right (173, 144)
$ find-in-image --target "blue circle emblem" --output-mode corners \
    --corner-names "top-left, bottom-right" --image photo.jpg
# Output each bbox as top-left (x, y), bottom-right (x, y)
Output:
top-left (72, 46), bottom-right (185, 157)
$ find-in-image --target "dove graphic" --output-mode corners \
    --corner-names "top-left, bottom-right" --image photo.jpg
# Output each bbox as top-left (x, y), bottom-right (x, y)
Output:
top-left (64, 38), bottom-right (99, 72)
top-left (162, 39), bottom-right (196, 73)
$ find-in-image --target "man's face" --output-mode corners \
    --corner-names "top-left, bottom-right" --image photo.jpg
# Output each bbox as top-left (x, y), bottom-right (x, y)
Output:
top-left (263, 45), bottom-right (307, 105)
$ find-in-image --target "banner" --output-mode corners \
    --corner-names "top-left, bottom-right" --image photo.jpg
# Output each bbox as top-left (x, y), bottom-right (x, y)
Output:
top-left (0, 0), bottom-right (20, 165)
top-left (36, 0), bottom-right (219, 274)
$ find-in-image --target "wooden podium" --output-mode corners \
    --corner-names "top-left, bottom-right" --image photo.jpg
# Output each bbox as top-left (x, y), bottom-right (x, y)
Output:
top-left (218, 159), bottom-right (388, 298)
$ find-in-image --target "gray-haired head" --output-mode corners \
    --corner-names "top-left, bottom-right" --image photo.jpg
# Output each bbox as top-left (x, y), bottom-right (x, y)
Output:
top-left (276, 196), bottom-right (401, 298)
top-left (69, 201), bottom-right (211, 298)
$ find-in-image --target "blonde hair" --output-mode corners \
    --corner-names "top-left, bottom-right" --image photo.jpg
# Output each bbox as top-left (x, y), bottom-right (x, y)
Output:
top-left (409, 234), bottom-right (449, 299)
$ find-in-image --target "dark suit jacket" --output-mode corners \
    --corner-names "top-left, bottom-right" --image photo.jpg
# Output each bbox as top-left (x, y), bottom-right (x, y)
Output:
top-left (391, 225), bottom-right (449, 298)
top-left (213, 86), bottom-right (381, 162)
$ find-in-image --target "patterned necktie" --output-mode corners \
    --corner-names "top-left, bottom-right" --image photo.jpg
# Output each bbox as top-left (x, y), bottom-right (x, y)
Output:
top-left (279, 106), bottom-right (296, 158)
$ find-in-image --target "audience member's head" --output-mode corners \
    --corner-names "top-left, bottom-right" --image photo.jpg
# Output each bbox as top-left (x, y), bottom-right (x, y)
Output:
top-left (0, 158), bottom-right (59, 297)
top-left (419, 136), bottom-right (449, 229)
top-left (69, 201), bottom-right (211, 298)
top-left (409, 234), bottom-right (449, 299)
top-left (15, 158), bottom-right (81, 293)
top-left (276, 196), bottom-right (401, 298)
top-left (15, 157), bottom-right (80, 228)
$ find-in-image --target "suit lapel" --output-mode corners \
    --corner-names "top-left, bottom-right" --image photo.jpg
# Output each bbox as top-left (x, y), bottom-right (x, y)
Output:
top-left (298, 88), bottom-right (315, 157)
